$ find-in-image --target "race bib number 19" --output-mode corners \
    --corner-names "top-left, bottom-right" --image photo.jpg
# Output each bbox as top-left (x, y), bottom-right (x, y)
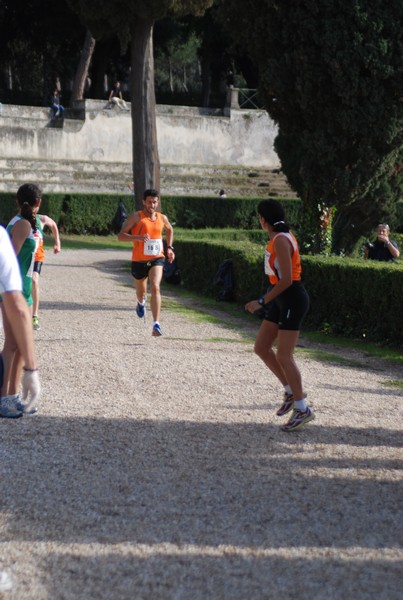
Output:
top-left (144, 238), bottom-right (163, 256)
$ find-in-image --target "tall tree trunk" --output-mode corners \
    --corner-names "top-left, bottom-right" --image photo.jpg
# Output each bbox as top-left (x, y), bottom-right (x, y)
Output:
top-left (131, 18), bottom-right (160, 210)
top-left (70, 29), bottom-right (96, 106)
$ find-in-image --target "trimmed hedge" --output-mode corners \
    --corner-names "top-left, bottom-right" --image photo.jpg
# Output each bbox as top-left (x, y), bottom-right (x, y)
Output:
top-left (2, 191), bottom-right (401, 235)
top-left (162, 195), bottom-right (301, 229)
top-left (0, 193), bottom-right (300, 233)
top-left (301, 256), bottom-right (402, 345)
top-left (0, 192), bottom-right (133, 233)
top-left (172, 239), bottom-right (403, 347)
top-left (59, 194), bottom-right (132, 234)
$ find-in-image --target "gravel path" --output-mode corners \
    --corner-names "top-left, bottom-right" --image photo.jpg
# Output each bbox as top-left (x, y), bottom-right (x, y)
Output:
top-left (1, 248), bottom-right (402, 600)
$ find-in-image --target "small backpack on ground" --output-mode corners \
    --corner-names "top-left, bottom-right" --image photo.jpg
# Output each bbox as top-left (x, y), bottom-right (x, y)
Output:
top-left (214, 258), bottom-right (234, 301)
top-left (112, 200), bottom-right (128, 233)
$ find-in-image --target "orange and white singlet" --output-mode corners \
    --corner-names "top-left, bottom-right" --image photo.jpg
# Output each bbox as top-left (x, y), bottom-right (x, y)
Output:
top-left (131, 211), bottom-right (165, 262)
top-left (264, 232), bottom-right (302, 285)
top-left (34, 215), bottom-right (45, 262)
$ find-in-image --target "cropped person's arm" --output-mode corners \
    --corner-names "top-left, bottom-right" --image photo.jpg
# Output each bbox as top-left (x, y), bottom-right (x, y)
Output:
top-left (39, 214), bottom-right (61, 253)
top-left (117, 213), bottom-right (148, 242)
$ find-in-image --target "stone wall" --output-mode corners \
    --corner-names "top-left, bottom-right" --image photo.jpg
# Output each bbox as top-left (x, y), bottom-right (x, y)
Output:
top-left (0, 100), bottom-right (279, 167)
top-left (0, 100), bottom-right (293, 196)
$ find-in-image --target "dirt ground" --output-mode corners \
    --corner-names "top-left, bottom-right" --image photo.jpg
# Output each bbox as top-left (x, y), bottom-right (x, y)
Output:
top-left (1, 248), bottom-right (402, 600)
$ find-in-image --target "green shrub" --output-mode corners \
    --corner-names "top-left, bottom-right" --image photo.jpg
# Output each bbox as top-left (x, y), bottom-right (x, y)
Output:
top-left (0, 194), bottom-right (17, 226)
top-left (1, 192), bottom-right (300, 234)
top-left (162, 195), bottom-right (301, 229)
top-left (59, 194), bottom-right (132, 234)
top-left (302, 256), bottom-right (402, 345)
top-left (175, 228), bottom-right (267, 244)
top-left (396, 200), bottom-right (403, 232)
top-left (173, 239), bottom-right (403, 347)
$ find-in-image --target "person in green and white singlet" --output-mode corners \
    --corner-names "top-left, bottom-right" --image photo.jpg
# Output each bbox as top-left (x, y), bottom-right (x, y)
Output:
top-left (32, 212), bottom-right (61, 330)
top-left (2, 184), bottom-right (42, 413)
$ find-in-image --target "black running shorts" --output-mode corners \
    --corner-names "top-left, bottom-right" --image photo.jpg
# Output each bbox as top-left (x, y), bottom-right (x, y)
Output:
top-left (263, 281), bottom-right (310, 330)
top-left (131, 257), bottom-right (165, 280)
top-left (33, 261), bottom-right (43, 274)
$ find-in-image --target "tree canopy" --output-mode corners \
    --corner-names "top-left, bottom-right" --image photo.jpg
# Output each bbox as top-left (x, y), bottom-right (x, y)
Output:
top-left (217, 0), bottom-right (403, 252)
top-left (0, 0), bottom-right (86, 103)
top-left (67, 0), bottom-right (213, 207)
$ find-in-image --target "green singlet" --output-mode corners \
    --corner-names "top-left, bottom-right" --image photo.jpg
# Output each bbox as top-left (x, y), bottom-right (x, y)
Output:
top-left (7, 215), bottom-right (37, 306)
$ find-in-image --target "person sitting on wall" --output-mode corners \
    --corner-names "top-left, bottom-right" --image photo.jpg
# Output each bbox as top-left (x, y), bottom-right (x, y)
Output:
top-left (364, 223), bottom-right (400, 262)
top-left (107, 81), bottom-right (129, 111)
top-left (49, 89), bottom-right (64, 119)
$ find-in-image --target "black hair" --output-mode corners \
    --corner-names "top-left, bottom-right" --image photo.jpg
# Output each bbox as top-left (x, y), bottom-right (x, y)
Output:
top-left (143, 188), bottom-right (159, 200)
top-left (257, 199), bottom-right (290, 233)
top-left (16, 183), bottom-right (42, 231)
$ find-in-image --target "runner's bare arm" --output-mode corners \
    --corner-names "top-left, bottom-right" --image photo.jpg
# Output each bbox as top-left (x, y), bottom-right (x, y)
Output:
top-left (117, 212), bottom-right (149, 243)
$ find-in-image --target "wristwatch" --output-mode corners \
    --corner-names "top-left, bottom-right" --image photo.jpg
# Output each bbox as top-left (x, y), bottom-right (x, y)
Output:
top-left (258, 296), bottom-right (265, 306)
top-left (167, 245), bottom-right (174, 251)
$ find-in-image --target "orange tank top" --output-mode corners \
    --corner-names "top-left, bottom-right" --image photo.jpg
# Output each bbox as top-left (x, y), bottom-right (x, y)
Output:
top-left (131, 211), bottom-right (165, 261)
top-left (34, 216), bottom-right (45, 262)
top-left (264, 232), bottom-right (302, 285)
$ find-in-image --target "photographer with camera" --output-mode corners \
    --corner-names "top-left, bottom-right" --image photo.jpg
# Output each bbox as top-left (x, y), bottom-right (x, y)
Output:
top-left (364, 223), bottom-right (400, 262)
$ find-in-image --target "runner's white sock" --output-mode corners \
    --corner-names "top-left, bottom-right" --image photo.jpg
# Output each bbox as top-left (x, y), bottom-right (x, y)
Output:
top-left (294, 398), bottom-right (307, 411)
top-left (284, 384), bottom-right (293, 395)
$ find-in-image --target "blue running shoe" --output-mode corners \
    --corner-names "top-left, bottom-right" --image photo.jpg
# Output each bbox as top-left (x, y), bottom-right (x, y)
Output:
top-left (152, 323), bottom-right (162, 337)
top-left (136, 302), bottom-right (145, 318)
top-left (0, 396), bottom-right (23, 419)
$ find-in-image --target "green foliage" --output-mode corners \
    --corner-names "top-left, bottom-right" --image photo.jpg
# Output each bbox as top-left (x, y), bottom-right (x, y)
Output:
top-left (0, 1), bottom-right (86, 102)
top-left (396, 200), bottom-right (403, 233)
top-left (172, 239), bottom-right (402, 347)
top-left (174, 239), bottom-right (265, 300)
top-left (163, 195), bottom-right (301, 229)
top-left (301, 256), bottom-right (403, 346)
top-left (0, 194), bottom-right (17, 226)
top-left (58, 194), bottom-right (130, 234)
top-left (154, 19), bottom-right (202, 96)
top-left (3, 193), bottom-right (402, 244)
top-left (175, 228), bottom-right (267, 244)
top-left (217, 0), bottom-right (403, 253)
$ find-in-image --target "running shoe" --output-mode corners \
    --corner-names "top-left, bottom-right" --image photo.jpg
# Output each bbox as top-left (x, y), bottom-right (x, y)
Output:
top-left (33, 315), bottom-right (40, 330)
top-left (16, 400), bottom-right (38, 415)
top-left (152, 323), bottom-right (162, 337)
top-left (276, 392), bottom-right (294, 416)
top-left (0, 396), bottom-right (23, 419)
top-left (136, 302), bottom-right (146, 318)
top-left (281, 407), bottom-right (315, 432)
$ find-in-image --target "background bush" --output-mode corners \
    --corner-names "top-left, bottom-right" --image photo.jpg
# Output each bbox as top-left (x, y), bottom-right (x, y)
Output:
top-left (172, 239), bottom-right (402, 348)
top-left (0, 193), bottom-right (301, 233)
